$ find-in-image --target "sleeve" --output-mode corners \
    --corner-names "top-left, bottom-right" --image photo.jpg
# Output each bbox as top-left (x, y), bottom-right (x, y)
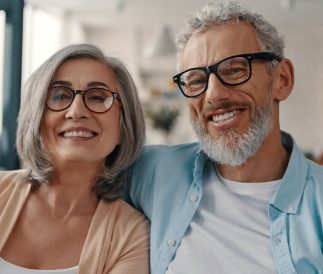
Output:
top-left (122, 146), bottom-right (164, 218)
top-left (104, 215), bottom-right (150, 274)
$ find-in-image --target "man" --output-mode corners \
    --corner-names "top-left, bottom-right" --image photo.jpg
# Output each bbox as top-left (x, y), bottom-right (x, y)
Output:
top-left (125, 2), bottom-right (323, 274)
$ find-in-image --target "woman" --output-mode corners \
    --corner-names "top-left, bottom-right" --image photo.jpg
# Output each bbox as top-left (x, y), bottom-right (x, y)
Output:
top-left (0, 44), bottom-right (149, 274)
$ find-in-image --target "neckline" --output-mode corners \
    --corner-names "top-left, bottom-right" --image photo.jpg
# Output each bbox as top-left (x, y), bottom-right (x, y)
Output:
top-left (0, 257), bottom-right (78, 272)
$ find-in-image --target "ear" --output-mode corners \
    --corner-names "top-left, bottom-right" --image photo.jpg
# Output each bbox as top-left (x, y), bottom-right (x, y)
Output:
top-left (271, 58), bottom-right (294, 101)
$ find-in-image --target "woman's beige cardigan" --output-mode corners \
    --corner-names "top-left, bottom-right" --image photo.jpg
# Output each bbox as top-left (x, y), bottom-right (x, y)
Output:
top-left (0, 170), bottom-right (149, 274)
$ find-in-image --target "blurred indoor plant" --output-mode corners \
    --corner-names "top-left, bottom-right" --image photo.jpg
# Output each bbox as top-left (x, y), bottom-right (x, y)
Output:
top-left (145, 105), bottom-right (179, 143)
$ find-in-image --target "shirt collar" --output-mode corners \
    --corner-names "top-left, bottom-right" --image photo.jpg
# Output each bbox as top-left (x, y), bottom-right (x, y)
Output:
top-left (193, 149), bottom-right (209, 188)
top-left (269, 131), bottom-right (308, 215)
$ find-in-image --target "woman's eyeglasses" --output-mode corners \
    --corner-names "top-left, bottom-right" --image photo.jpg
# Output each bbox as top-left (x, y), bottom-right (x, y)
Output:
top-left (46, 86), bottom-right (120, 113)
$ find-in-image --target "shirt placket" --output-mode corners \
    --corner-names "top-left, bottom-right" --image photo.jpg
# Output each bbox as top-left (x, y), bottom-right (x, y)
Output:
top-left (270, 212), bottom-right (297, 274)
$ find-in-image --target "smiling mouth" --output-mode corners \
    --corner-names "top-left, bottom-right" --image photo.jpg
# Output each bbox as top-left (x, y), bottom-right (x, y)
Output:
top-left (211, 109), bottom-right (241, 124)
top-left (61, 131), bottom-right (97, 138)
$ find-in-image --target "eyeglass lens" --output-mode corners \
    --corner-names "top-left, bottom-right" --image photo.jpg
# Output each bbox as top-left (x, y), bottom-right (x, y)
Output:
top-left (46, 86), bottom-right (115, 113)
top-left (179, 56), bottom-right (251, 97)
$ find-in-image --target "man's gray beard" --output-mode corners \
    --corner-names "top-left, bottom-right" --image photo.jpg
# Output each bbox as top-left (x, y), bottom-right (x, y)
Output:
top-left (191, 91), bottom-right (273, 167)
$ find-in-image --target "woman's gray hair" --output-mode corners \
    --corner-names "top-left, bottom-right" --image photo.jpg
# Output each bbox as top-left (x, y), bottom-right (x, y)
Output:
top-left (16, 44), bottom-right (145, 200)
top-left (176, 1), bottom-right (285, 70)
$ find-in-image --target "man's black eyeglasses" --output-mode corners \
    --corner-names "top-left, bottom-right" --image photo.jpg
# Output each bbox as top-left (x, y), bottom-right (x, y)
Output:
top-left (172, 52), bottom-right (281, 98)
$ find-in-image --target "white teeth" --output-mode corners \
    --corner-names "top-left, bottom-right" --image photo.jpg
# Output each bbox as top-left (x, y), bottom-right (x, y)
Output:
top-left (212, 110), bottom-right (240, 123)
top-left (63, 131), bottom-right (94, 138)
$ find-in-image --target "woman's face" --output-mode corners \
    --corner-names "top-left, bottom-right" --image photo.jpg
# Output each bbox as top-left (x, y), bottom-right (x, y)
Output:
top-left (42, 58), bottom-right (121, 169)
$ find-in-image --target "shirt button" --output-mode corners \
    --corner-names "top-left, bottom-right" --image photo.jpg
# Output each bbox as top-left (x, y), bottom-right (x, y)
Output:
top-left (167, 239), bottom-right (176, 247)
top-left (289, 206), bottom-right (295, 211)
top-left (275, 238), bottom-right (281, 245)
top-left (189, 194), bottom-right (199, 203)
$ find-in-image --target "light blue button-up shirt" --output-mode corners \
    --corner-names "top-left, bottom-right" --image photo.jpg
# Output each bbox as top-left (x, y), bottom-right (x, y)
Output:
top-left (125, 132), bottom-right (323, 274)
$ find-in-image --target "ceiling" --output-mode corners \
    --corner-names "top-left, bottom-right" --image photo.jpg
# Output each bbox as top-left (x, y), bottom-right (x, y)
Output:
top-left (26, 0), bottom-right (323, 30)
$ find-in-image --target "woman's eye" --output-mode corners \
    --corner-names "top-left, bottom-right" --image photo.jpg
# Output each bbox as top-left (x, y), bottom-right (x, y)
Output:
top-left (87, 95), bottom-right (106, 102)
top-left (53, 94), bottom-right (71, 100)
top-left (49, 86), bottom-right (73, 101)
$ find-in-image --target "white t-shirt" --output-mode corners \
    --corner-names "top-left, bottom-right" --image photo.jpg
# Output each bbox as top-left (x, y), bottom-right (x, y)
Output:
top-left (166, 163), bottom-right (281, 274)
top-left (0, 258), bottom-right (78, 274)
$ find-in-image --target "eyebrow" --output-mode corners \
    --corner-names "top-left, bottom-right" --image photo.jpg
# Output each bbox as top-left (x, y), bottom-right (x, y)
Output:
top-left (49, 81), bottom-right (112, 90)
top-left (50, 80), bottom-right (71, 87)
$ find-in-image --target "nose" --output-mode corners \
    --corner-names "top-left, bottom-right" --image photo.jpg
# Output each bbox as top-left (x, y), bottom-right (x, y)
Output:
top-left (64, 94), bottom-right (90, 119)
top-left (204, 73), bottom-right (231, 104)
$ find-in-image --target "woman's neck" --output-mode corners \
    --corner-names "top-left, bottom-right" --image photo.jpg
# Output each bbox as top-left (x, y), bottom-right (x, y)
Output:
top-left (36, 165), bottom-right (101, 217)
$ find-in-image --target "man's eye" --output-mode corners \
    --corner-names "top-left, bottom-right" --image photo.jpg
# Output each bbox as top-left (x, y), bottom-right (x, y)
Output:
top-left (181, 72), bottom-right (207, 87)
top-left (223, 67), bottom-right (246, 75)
top-left (188, 77), bottom-right (207, 86)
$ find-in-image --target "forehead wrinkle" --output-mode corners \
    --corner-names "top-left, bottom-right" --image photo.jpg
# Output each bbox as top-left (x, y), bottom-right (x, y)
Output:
top-left (87, 81), bottom-right (111, 89)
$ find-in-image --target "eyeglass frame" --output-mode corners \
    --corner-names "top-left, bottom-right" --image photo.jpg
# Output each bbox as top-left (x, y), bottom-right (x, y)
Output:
top-left (46, 85), bottom-right (120, 113)
top-left (172, 52), bottom-right (282, 98)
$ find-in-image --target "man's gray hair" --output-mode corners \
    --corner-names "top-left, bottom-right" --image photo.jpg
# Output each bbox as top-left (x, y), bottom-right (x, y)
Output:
top-left (176, 1), bottom-right (285, 69)
top-left (16, 44), bottom-right (145, 200)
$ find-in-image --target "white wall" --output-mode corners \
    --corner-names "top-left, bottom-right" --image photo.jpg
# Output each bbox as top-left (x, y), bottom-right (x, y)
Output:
top-left (279, 25), bottom-right (323, 153)
top-left (85, 26), bottom-right (144, 96)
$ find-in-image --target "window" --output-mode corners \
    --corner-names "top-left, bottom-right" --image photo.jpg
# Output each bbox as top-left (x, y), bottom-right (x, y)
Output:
top-left (0, 2), bottom-right (84, 169)
top-left (0, 11), bottom-right (5, 135)
top-left (23, 5), bottom-right (64, 82)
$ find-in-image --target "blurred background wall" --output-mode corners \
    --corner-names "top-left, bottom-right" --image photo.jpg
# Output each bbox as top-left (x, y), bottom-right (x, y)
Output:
top-left (1, 0), bottom-right (323, 169)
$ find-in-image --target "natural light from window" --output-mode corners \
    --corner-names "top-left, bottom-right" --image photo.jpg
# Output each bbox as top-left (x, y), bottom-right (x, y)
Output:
top-left (1, 4), bottom-right (82, 139)
top-left (0, 5), bottom-right (63, 136)
top-left (0, 11), bottom-right (5, 135)
top-left (23, 5), bottom-right (63, 82)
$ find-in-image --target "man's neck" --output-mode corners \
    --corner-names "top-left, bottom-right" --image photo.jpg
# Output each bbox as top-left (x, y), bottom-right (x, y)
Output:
top-left (217, 131), bottom-right (290, 183)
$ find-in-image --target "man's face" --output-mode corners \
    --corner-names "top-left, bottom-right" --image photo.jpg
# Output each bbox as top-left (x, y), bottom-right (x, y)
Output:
top-left (181, 22), bottom-right (276, 166)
